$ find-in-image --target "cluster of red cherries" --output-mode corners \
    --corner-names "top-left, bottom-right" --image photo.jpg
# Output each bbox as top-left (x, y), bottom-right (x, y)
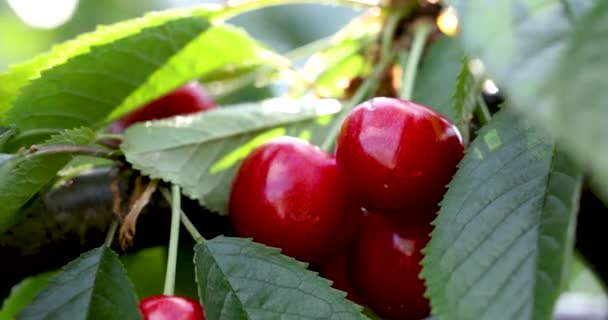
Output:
top-left (229, 97), bottom-right (464, 319)
top-left (110, 82), bottom-right (464, 320)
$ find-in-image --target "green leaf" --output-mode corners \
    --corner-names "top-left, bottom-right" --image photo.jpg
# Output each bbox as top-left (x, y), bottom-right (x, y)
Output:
top-left (450, 1), bottom-right (608, 196)
top-left (0, 271), bottom-right (55, 320)
top-left (413, 36), bottom-right (465, 122)
top-left (194, 236), bottom-right (368, 320)
top-left (17, 246), bottom-right (141, 320)
top-left (122, 98), bottom-right (340, 215)
top-left (4, 15), bottom-right (272, 149)
top-left (4, 16), bottom-right (208, 147)
top-left (107, 24), bottom-right (275, 121)
top-left (299, 37), bottom-right (372, 98)
top-left (451, 58), bottom-right (482, 145)
top-left (421, 110), bottom-right (583, 320)
top-left (0, 127), bottom-right (97, 230)
top-left (0, 7), bottom-right (216, 123)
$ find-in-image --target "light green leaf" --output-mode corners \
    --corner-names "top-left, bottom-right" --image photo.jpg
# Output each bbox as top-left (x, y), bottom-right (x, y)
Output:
top-left (5, 15), bottom-right (273, 150)
top-left (194, 236), bottom-right (368, 320)
top-left (421, 110), bottom-right (583, 320)
top-left (0, 7), bottom-right (217, 123)
top-left (17, 246), bottom-right (141, 320)
top-left (0, 271), bottom-right (55, 320)
top-left (5, 17), bottom-right (211, 148)
top-left (413, 36), bottom-right (465, 122)
top-left (451, 58), bottom-right (481, 145)
top-left (450, 1), bottom-right (608, 195)
top-left (299, 38), bottom-right (372, 98)
top-left (122, 98), bottom-right (340, 215)
top-left (0, 127), bottom-right (97, 230)
top-left (107, 24), bottom-right (276, 121)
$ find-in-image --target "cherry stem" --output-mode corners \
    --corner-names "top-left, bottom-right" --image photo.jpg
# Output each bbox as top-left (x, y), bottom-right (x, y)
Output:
top-left (399, 21), bottom-right (433, 101)
top-left (160, 188), bottom-right (205, 244)
top-left (475, 94), bottom-right (492, 125)
top-left (103, 219), bottom-right (119, 248)
top-left (162, 184), bottom-right (182, 296)
top-left (23, 144), bottom-right (114, 159)
top-left (96, 133), bottom-right (123, 142)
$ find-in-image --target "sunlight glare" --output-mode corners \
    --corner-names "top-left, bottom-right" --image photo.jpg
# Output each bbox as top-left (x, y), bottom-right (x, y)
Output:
top-left (8, 0), bottom-right (79, 29)
top-left (436, 6), bottom-right (459, 37)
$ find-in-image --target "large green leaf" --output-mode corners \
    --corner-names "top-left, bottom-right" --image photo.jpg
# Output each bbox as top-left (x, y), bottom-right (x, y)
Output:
top-left (0, 127), bottom-right (97, 230)
top-left (106, 24), bottom-right (276, 121)
top-left (121, 98), bottom-right (339, 215)
top-left (421, 110), bottom-right (582, 320)
top-left (0, 7), bottom-right (216, 123)
top-left (194, 236), bottom-right (368, 320)
top-left (5, 15), bottom-right (272, 149)
top-left (450, 1), bottom-right (608, 194)
top-left (17, 246), bottom-right (141, 320)
top-left (413, 36), bottom-right (465, 122)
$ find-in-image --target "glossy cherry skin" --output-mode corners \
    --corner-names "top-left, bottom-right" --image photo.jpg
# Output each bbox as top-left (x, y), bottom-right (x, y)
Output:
top-left (138, 295), bottom-right (205, 320)
top-left (319, 253), bottom-right (362, 304)
top-left (108, 81), bottom-right (215, 134)
top-left (349, 213), bottom-right (431, 320)
top-left (336, 97), bottom-right (464, 216)
top-left (229, 136), bottom-right (362, 264)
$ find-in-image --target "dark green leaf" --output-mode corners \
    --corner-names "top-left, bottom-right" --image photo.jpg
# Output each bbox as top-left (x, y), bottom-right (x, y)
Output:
top-left (421, 110), bottom-right (582, 320)
top-left (17, 246), bottom-right (141, 320)
top-left (194, 236), bottom-right (368, 320)
top-left (0, 127), bottom-right (97, 230)
top-left (0, 7), bottom-right (216, 123)
top-left (122, 98), bottom-right (339, 215)
top-left (413, 36), bottom-right (465, 122)
top-left (451, 1), bottom-right (608, 195)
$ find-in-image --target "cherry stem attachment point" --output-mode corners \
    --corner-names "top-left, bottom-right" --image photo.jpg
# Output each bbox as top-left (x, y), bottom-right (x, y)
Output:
top-left (400, 21), bottom-right (433, 101)
top-left (160, 188), bottom-right (205, 244)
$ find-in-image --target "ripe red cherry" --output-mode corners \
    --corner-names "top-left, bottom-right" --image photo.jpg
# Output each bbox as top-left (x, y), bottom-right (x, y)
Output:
top-left (138, 295), bottom-right (205, 320)
top-left (229, 136), bottom-right (362, 264)
top-left (108, 81), bottom-right (215, 134)
top-left (319, 253), bottom-right (362, 304)
top-left (335, 97), bottom-right (464, 216)
top-left (349, 213), bottom-right (431, 320)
